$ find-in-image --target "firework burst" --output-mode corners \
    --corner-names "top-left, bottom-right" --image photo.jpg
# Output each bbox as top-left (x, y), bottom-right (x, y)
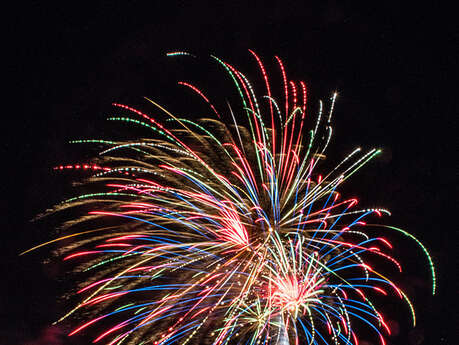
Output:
top-left (25, 51), bottom-right (436, 345)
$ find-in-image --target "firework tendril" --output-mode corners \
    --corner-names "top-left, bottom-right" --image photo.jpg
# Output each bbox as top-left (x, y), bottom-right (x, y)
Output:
top-left (26, 51), bottom-right (436, 345)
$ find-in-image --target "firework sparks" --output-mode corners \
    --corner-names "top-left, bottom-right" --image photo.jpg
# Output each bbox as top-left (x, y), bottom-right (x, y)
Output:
top-left (25, 51), bottom-right (435, 345)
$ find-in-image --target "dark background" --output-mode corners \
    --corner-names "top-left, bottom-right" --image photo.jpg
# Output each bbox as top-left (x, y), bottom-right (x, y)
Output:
top-left (3, 1), bottom-right (455, 345)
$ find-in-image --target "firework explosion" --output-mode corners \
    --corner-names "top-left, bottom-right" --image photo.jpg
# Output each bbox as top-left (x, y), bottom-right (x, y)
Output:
top-left (25, 51), bottom-right (436, 345)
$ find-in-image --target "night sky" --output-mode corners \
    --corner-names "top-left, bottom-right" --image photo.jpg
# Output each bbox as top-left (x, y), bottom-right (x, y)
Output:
top-left (3, 2), bottom-right (454, 345)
